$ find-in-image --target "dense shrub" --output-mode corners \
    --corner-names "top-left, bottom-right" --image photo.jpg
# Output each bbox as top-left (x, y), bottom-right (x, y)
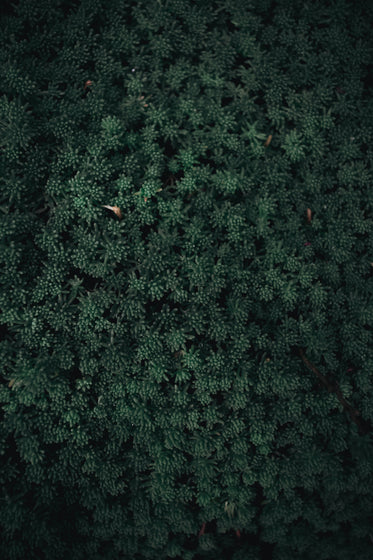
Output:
top-left (1, 0), bottom-right (373, 558)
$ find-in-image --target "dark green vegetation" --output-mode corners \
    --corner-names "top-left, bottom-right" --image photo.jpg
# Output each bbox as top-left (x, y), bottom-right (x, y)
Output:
top-left (1, 0), bottom-right (373, 558)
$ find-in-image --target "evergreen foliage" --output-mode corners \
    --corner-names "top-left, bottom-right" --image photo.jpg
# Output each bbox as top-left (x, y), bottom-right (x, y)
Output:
top-left (0, 0), bottom-right (373, 558)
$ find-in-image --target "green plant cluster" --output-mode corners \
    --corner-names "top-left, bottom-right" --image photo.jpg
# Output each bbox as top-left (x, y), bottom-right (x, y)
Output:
top-left (0, 0), bottom-right (373, 558)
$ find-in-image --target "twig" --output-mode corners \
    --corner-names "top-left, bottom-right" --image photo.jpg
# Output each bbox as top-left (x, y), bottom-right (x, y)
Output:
top-left (198, 522), bottom-right (206, 537)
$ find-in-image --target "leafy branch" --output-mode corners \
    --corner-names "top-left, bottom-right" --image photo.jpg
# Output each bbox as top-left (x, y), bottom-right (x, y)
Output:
top-left (297, 347), bottom-right (371, 436)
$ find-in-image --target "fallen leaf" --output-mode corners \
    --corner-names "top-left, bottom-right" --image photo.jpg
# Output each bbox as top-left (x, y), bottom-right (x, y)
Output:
top-left (102, 205), bottom-right (122, 219)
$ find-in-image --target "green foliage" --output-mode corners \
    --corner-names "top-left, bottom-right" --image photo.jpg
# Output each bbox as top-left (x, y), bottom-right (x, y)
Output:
top-left (1, 0), bottom-right (373, 559)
